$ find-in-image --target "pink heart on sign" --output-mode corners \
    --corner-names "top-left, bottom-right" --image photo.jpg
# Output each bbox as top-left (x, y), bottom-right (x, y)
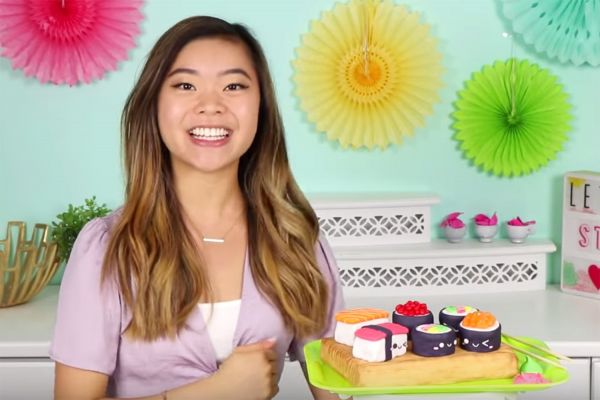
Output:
top-left (589, 265), bottom-right (600, 290)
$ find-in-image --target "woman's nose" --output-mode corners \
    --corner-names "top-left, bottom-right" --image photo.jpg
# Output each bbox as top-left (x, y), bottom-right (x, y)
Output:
top-left (193, 91), bottom-right (225, 114)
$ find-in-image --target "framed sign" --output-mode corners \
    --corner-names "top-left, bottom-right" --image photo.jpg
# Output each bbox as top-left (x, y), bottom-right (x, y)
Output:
top-left (561, 171), bottom-right (600, 299)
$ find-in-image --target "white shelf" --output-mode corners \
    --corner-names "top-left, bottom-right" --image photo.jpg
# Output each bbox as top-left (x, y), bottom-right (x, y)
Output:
top-left (331, 238), bottom-right (556, 296)
top-left (331, 238), bottom-right (556, 260)
top-left (308, 192), bottom-right (441, 209)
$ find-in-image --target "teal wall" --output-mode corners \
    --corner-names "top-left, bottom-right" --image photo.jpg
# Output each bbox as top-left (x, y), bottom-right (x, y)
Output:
top-left (1, 1), bottom-right (598, 284)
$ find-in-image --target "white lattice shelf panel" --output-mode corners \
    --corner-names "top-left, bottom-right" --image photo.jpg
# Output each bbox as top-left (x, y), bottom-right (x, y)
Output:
top-left (330, 238), bottom-right (557, 296)
top-left (310, 193), bottom-right (440, 247)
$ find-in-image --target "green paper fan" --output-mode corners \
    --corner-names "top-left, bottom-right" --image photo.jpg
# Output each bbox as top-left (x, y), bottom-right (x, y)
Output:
top-left (453, 59), bottom-right (572, 177)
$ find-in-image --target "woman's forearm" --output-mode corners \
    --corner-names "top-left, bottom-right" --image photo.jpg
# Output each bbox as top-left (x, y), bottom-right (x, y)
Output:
top-left (100, 374), bottom-right (227, 400)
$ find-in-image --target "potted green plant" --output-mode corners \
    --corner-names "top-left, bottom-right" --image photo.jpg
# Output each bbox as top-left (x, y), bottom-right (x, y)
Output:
top-left (51, 196), bottom-right (111, 263)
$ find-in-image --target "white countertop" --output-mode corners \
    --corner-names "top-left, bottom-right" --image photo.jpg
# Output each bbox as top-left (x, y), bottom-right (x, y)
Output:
top-left (0, 286), bottom-right (59, 358)
top-left (0, 285), bottom-right (599, 358)
top-left (346, 285), bottom-right (600, 357)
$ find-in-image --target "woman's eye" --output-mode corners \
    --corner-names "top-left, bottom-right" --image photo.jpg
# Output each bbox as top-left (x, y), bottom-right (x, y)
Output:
top-left (224, 83), bottom-right (247, 91)
top-left (174, 82), bottom-right (195, 91)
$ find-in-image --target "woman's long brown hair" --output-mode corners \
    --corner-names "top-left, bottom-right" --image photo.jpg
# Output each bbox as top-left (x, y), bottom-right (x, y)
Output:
top-left (102, 16), bottom-right (330, 341)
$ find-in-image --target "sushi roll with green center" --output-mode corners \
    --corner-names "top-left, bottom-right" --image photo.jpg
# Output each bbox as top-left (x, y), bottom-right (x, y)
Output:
top-left (439, 305), bottom-right (478, 332)
top-left (412, 324), bottom-right (457, 357)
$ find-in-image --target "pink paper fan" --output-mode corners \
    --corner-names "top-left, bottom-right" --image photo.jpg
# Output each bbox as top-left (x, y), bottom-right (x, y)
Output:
top-left (0, 0), bottom-right (143, 85)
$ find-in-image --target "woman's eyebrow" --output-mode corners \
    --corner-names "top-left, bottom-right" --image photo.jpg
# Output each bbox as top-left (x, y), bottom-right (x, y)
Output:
top-left (218, 68), bottom-right (252, 80)
top-left (166, 67), bottom-right (252, 80)
top-left (166, 67), bottom-right (198, 77)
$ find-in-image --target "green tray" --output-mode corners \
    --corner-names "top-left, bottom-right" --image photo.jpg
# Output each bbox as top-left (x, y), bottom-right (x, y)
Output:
top-left (304, 336), bottom-right (569, 396)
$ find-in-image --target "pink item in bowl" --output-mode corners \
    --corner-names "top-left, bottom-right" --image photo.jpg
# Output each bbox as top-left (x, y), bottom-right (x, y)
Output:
top-left (506, 217), bottom-right (536, 243)
top-left (507, 217), bottom-right (536, 226)
top-left (474, 213), bottom-right (498, 226)
top-left (441, 212), bottom-right (465, 229)
top-left (441, 212), bottom-right (466, 243)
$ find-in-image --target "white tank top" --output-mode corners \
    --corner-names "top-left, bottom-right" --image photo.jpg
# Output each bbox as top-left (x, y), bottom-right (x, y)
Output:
top-left (198, 299), bottom-right (241, 363)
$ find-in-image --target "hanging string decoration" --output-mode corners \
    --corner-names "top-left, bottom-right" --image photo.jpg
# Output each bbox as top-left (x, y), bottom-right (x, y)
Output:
top-left (453, 58), bottom-right (572, 177)
top-left (0, 0), bottom-right (143, 85)
top-left (502, 0), bottom-right (600, 66)
top-left (292, 0), bottom-right (443, 150)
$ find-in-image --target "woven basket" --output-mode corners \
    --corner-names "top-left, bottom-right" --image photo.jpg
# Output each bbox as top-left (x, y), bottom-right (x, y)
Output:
top-left (0, 221), bottom-right (60, 307)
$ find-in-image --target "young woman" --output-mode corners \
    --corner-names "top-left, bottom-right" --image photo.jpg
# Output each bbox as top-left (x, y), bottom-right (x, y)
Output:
top-left (50, 16), bottom-right (345, 400)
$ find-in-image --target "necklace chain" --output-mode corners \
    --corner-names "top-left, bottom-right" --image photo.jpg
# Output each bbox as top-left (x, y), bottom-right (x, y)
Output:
top-left (201, 209), bottom-right (245, 244)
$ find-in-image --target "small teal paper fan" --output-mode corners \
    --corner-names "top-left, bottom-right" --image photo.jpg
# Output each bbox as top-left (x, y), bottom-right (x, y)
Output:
top-left (452, 58), bottom-right (572, 177)
top-left (502, 0), bottom-right (600, 66)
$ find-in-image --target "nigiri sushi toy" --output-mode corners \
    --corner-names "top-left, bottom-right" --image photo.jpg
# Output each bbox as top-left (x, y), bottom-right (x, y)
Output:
top-left (353, 322), bottom-right (409, 362)
top-left (334, 308), bottom-right (389, 346)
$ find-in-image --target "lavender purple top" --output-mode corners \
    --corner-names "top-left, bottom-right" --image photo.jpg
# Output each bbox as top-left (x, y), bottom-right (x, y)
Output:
top-left (49, 213), bottom-right (345, 398)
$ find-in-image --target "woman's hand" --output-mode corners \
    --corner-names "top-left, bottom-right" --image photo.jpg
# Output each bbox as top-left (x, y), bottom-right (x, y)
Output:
top-left (215, 338), bottom-right (279, 399)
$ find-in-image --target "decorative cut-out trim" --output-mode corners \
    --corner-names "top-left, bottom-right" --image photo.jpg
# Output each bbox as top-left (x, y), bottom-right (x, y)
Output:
top-left (319, 214), bottom-right (426, 238)
top-left (336, 250), bottom-right (549, 296)
top-left (340, 262), bottom-right (540, 288)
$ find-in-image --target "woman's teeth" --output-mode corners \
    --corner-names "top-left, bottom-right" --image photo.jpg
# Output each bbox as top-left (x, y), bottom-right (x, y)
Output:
top-left (189, 127), bottom-right (230, 140)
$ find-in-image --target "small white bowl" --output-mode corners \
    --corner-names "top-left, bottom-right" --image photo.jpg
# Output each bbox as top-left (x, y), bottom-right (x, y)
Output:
top-left (506, 223), bottom-right (533, 243)
top-left (475, 224), bottom-right (498, 243)
top-left (444, 226), bottom-right (466, 243)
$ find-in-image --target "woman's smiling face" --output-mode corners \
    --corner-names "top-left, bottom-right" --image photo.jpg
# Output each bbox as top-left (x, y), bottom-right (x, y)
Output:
top-left (157, 37), bottom-right (260, 175)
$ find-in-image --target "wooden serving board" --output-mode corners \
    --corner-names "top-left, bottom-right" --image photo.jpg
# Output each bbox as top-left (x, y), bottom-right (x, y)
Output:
top-left (321, 338), bottom-right (518, 386)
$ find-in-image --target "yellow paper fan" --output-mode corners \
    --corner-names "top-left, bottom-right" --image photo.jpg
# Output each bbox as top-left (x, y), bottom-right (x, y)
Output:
top-left (293, 0), bottom-right (443, 149)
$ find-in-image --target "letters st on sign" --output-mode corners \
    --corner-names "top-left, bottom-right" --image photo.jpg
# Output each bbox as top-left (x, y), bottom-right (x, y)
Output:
top-left (561, 172), bottom-right (600, 298)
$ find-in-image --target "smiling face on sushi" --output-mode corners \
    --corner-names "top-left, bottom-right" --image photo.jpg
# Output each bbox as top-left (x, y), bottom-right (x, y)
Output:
top-left (461, 336), bottom-right (496, 351)
top-left (431, 338), bottom-right (458, 353)
top-left (418, 324), bottom-right (457, 354)
top-left (459, 319), bottom-right (501, 352)
top-left (390, 334), bottom-right (408, 358)
top-left (412, 324), bottom-right (457, 357)
top-left (458, 311), bottom-right (502, 353)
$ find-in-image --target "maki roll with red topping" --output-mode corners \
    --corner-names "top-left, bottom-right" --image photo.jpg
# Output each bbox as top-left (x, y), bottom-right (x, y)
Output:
top-left (392, 300), bottom-right (433, 339)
